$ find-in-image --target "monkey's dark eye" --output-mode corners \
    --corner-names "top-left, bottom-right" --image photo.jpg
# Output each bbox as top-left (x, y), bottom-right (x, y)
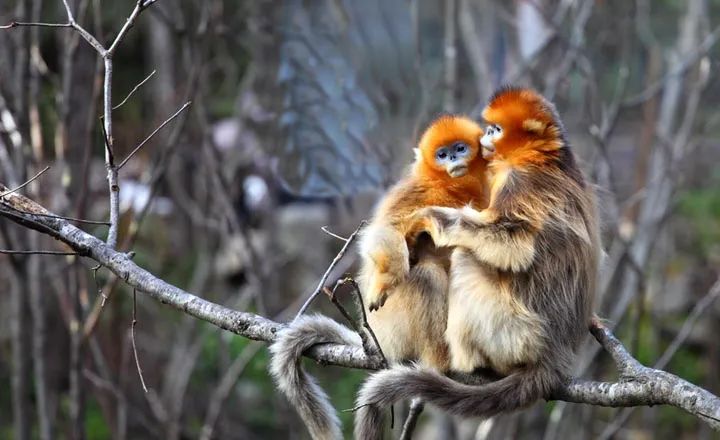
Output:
top-left (436, 149), bottom-right (448, 160)
top-left (495, 125), bottom-right (502, 134)
top-left (454, 143), bottom-right (467, 153)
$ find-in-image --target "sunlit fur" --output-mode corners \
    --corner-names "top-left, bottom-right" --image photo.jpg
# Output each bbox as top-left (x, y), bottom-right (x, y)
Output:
top-left (269, 115), bottom-right (488, 440)
top-left (269, 315), bottom-right (360, 440)
top-left (354, 87), bottom-right (602, 439)
top-left (359, 115), bottom-right (487, 313)
top-left (358, 115), bottom-right (487, 369)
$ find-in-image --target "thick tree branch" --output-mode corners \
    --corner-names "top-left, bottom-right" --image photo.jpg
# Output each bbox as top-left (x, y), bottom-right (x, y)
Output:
top-left (0, 186), bottom-right (718, 430)
top-left (0, 185), bottom-right (382, 370)
top-left (554, 319), bottom-right (720, 430)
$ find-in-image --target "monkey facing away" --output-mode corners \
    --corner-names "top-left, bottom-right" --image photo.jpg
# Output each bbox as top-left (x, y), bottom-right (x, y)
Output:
top-left (270, 115), bottom-right (488, 440)
top-left (354, 86), bottom-right (602, 439)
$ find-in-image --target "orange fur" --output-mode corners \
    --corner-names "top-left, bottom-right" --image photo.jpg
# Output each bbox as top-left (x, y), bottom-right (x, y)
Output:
top-left (354, 86), bottom-right (601, 440)
top-left (380, 116), bottom-right (487, 238)
top-left (358, 114), bottom-right (489, 371)
top-left (360, 115), bottom-right (488, 310)
top-left (482, 87), bottom-right (564, 168)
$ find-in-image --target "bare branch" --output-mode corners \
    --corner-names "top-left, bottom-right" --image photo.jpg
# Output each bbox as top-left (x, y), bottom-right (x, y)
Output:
top-left (0, 188), bottom-right (718, 430)
top-left (112, 70), bottom-right (157, 111)
top-left (107, 0), bottom-right (155, 57)
top-left (0, 166), bottom-right (50, 199)
top-left (1, 21), bottom-right (72, 29)
top-left (0, 249), bottom-right (77, 256)
top-left (117, 101), bottom-right (192, 170)
top-left (599, 279), bottom-right (720, 438)
top-left (294, 221), bottom-right (366, 319)
top-left (131, 289), bottom-right (149, 393)
top-left (60, 0), bottom-right (106, 55)
top-left (399, 399), bottom-right (425, 440)
top-left (623, 24), bottom-right (720, 107)
top-left (588, 318), bottom-right (644, 375)
top-left (321, 225), bottom-right (349, 242)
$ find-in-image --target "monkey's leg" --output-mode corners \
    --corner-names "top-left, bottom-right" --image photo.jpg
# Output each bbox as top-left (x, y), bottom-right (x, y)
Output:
top-left (359, 225), bottom-right (411, 311)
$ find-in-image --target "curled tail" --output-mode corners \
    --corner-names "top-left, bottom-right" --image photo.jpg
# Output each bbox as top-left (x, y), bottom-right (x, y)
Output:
top-left (354, 364), bottom-right (561, 440)
top-left (269, 314), bottom-right (362, 440)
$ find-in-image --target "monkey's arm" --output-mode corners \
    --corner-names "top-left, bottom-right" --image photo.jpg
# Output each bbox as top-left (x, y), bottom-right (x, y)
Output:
top-left (418, 206), bottom-right (537, 272)
top-left (358, 222), bottom-right (411, 311)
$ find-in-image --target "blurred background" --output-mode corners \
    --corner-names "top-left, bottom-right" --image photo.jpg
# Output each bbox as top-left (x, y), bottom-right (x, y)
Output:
top-left (1, 0), bottom-right (719, 439)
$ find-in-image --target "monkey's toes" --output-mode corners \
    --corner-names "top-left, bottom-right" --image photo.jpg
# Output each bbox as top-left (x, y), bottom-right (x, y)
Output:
top-left (368, 292), bottom-right (389, 312)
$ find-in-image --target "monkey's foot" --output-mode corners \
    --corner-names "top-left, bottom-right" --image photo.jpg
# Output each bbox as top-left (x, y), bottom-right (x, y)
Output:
top-left (367, 291), bottom-right (389, 312)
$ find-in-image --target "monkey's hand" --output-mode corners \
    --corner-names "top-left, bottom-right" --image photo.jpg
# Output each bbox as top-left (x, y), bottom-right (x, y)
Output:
top-left (411, 206), bottom-right (465, 247)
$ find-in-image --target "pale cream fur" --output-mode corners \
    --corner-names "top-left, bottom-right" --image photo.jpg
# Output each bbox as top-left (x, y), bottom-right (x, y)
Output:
top-left (358, 224), bottom-right (410, 306)
top-left (357, 230), bottom-right (451, 370)
top-left (445, 248), bottom-right (544, 374)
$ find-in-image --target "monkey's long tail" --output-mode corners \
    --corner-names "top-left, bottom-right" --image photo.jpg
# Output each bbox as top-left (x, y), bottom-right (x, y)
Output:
top-left (354, 364), bottom-right (561, 440)
top-left (269, 314), bottom-right (362, 440)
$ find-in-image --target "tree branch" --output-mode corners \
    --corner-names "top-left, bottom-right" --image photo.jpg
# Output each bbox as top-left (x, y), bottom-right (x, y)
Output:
top-left (0, 186), bottom-right (718, 430)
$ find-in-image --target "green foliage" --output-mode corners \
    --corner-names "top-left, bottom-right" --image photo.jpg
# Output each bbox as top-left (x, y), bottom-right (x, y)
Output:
top-left (86, 398), bottom-right (112, 440)
top-left (677, 178), bottom-right (720, 260)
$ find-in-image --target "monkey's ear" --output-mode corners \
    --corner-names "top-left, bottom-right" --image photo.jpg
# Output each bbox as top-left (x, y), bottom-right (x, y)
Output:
top-left (413, 148), bottom-right (422, 162)
top-left (522, 118), bottom-right (546, 134)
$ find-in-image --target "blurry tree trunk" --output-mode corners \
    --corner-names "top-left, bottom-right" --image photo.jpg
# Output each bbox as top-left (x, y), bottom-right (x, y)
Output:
top-left (27, 0), bottom-right (53, 436)
top-left (458, 0), bottom-right (493, 102)
top-left (146, 5), bottom-right (176, 120)
top-left (443, 0), bottom-right (457, 112)
top-left (69, 266), bottom-right (86, 440)
top-left (56, 0), bottom-right (96, 210)
top-left (10, 263), bottom-right (32, 440)
top-left (515, 0), bottom-right (552, 62)
top-left (631, 46), bottom-right (662, 222)
top-left (607, 0), bottom-right (705, 324)
top-left (9, 1), bottom-right (32, 438)
top-left (29, 235), bottom-right (53, 440)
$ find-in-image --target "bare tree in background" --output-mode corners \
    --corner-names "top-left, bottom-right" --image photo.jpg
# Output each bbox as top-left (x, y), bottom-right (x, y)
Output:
top-left (1, 0), bottom-right (719, 439)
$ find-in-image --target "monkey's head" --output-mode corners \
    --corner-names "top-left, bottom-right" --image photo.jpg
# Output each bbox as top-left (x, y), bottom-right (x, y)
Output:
top-left (480, 86), bottom-right (564, 162)
top-left (416, 115), bottom-right (485, 178)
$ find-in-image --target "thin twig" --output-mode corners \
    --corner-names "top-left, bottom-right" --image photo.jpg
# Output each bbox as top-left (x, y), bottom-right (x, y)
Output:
top-left (92, 265), bottom-right (109, 308)
top-left (340, 277), bottom-right (394, 426)
top-left (399, 399), bottom-right (425, 440)
top-left (131, 289), bottom-right (149, 393)
top-left (0, 166), bottom-right (50, 199)
top-left (323, 278), bottom-right (383, 362)
top-left (0, 249), bottom-right (78, 256)
top-left (294, 221), bottom-right (367, 320)
top-left (118, 101), bottom-right (192, 169)
top-left (345, 277), bottom-right (388, 368)
top-left (106, 0), bottom-right (152, 56)
top-left (1, 21), bottom-right (72, 29)
top-left (112, 70), bottom-right (156, 111)
top-left (321, 225), bottom-right (349, 242)
top-left (4, 208), bottom-right (110, 226)
top-left (61, 0), bottom-right (106, 55)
